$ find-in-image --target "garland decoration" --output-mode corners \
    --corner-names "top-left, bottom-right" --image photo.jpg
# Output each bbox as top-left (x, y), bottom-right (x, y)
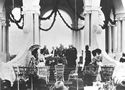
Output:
top-left (9, 8), bottom-right (24, 29)
top-left (39, 0), bottom-right (59, 31)
top-left (100, 0), bottom-right (116, 29)
top-left (57, 10), bottom-right (85, 31)
top-left (39, 12), bottom-right (57, 31)
top-left (39, 9), bottom-right (55, 20)
top-left (39, 0), bottom-right (85, 31)
top-left (10, 0), bottom-right (85, 31)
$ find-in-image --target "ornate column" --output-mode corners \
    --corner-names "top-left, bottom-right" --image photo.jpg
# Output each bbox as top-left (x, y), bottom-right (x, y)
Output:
top-left (72, 21), bottom-right (82, 54)
top-left (83, 12), bottom-right (91, 47)
top-left (117, 20), bottom-right (122, 52)
top-left (0, 18), bottom-right (3, 52)
top-left (108, 26), bottom-right (112, 53)
top-left (23, 0), bottom-right (40, 45)
top-left (112, 26), bottom-right (118, 53)
top-left (0, 0), bottom-right (10, 62)
top-left (122, 19), bottom-right (125, 53)
top-left (83, 0), bottom-right (91, 47)
top-left (78, 19), bottom-right (85, 51)
top-left (84, 0), bottom-right (102, 50)
top-left (0, 19), bottom-right (10, 62)
top-left (2, 20), bottom-right (10, 62)
top-left (2, 21), bottom-right (6, 53)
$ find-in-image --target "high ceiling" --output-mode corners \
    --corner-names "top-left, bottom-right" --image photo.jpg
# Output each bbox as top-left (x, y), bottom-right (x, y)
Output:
top-left (4, 0), bottom-right (84, 19)
top-left (39, 0), bottom-right (84, 17)
top-left (4, 0), bottom-right (125, 29)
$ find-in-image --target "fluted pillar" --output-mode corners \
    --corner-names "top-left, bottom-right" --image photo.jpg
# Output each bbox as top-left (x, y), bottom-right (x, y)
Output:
top-left (0, 19), bottom-right (2, 52)
top-left (117, 20), bottom-right (122, 52)
top-left (122, 19), bottom-right (125, 53)
top-left (83, 0), bottom-right (101, 50)
top-left (0, 0), bottom-right (10, 62)
top-left (72, 22), bottom-right (82, 54)
top-left (23, 0), bottom-right (40, 45)
top-left (0, 18), bottom-right (10, 62)
top-left (108, 26), bottom-right (112, 53)
top-left (2, 20), bottom-right (10, 62)
top-left (2, 21), bottom-right (6, 53)
top-left (34, 12), bottom-right (40, 44)
top-left (112, 26), bottom-right (118, 53)
top-left (84, 13), bottom-right (90, 46)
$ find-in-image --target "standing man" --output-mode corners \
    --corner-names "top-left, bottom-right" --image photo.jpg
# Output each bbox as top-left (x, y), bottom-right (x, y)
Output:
top-left (65, 45), bottom-right (77, 69)
top-left (65, 45), bottom-right (77, 80)
top-left (84, 45), bottom-right (91, 66)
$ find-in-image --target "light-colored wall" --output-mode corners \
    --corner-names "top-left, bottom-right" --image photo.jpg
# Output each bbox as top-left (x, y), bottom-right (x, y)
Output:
top-left (9, 11), bottom-right (72, 54)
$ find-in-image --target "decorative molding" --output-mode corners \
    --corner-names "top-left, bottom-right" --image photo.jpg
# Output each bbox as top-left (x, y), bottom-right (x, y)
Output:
top-left (22, 0), bottom-right (40, 15)
top-left (84, 0), bottom-right (101, 12)
top-left (116, 12), bottom-right (125, 20)
top-left (23, 6), bottom-right (40, 15)
top-left (84, 6), bottom-right (101, 14)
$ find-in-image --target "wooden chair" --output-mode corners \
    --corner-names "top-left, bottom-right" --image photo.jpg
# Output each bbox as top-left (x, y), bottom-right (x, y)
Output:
top-left (37, 66), bottom-right (50, 83)
top-left (55, 64), bottom-right (65, 81)
top-left (68, 70), bottom-right (78, 80)
top-left (101, 65), bottom-right (114, 82)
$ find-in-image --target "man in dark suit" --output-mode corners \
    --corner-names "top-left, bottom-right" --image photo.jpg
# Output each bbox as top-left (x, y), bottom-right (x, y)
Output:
top-left (65, 45), bottom-right (77, 81)
top-left (65, 45), bottom-right (77, 69)
top-left (84, 45), bottom-right (91, 66)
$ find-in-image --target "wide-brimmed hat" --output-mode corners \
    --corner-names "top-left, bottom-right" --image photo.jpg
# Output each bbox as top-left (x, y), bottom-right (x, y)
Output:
top-left (54, 81), bottom-right (64, 89)
top-left (29, 44), bottom-right (41, 51)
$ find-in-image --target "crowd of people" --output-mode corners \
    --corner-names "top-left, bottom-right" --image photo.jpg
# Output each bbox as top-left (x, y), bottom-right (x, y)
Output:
top-left (27, 44), bottom-right (105, 87)
top-left (31, 44), bottom-right (78, 69)
top-left (1, 44), bottom-right (119, 90)
top-left (29, 44), bottom-right (103, 69)
top-left (28, 44), bottom-right (125, 90)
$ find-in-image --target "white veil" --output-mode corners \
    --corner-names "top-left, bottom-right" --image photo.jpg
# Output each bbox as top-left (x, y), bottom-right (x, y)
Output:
top-left (96, 30), bottom-right (125, 86)
top-left (0, 44), bottom-right (38, 86)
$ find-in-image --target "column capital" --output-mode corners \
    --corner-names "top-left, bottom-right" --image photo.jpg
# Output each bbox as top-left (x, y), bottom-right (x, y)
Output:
top-left (84, 0), bottom-right (100, 7)
top-left (2, 21), bottom-right (6, 27)
top-left (23, 6), bottom-right (40, 15)
top-left (0, 18), bottom-right (6, 27)
top-left (84, 6), bottom-right (101, 15)
top-left (84, 0), bottom-right (101, 13)
top-left (0, 12), bottom-right (5, 21)
top-left (116, 12), bottom-right (125, 20)
top-left (23, 0), bottom-right (40, 15)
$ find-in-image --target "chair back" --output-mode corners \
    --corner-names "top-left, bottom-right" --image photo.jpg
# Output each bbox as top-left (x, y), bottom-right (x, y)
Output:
top-left (55, 64), bottom-right (65, 81)
top-left (37, 66), bottom-right (50, 77)
top-left (101, 65), bottom-right (114, 82)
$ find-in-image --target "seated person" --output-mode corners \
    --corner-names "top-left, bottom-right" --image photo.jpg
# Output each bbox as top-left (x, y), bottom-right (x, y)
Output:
top-left (53, 81), bottom-right (68, 90)
top-left (91, 48), bottom-right (103, 66)
top-left (90, 49), bottom-right (103, 82)
top-left (36, 60), bottom-right (45, 68)
top-left (120, 53), bottom-right (125, 63)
